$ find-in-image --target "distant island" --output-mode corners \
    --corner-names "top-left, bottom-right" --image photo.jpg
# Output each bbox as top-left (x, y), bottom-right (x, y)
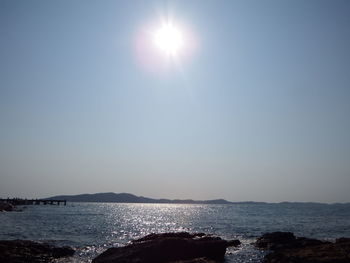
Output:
top-left (44, 193), bottom-right (350, 205)
top-left (45, 192), bottom-right (238, 204)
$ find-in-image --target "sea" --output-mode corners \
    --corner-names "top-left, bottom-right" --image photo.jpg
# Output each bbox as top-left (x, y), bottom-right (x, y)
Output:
top-left (1, 202), bottom-right (350, 262)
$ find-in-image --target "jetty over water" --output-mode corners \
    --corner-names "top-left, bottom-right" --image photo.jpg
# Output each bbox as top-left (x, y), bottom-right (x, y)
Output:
top-left (0, 198), bottom-right (67, 206)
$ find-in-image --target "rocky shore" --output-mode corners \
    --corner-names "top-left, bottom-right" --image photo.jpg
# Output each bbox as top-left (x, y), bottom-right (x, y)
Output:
top-left (0, 231), bottom-right (349, 262)
top-left (0, 240), bottom-right (75, 263)
top-left (256, 231), bottom-right (350, 263)
top-left (92, 231), bottom-right (350, 263)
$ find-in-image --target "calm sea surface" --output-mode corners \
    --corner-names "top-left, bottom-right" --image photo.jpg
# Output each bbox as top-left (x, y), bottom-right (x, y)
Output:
top-left (1, 202), bottom-right (350, 262)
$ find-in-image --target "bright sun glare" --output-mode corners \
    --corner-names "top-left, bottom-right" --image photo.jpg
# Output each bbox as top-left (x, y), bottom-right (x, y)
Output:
top-left (154, 23), bottom-right (184, 56)
top-left (135, 17), bottom-right (196, 72)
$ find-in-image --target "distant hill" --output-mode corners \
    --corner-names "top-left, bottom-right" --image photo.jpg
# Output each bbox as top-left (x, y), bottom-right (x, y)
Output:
top-left (45, 192), bottom-right (234, 204)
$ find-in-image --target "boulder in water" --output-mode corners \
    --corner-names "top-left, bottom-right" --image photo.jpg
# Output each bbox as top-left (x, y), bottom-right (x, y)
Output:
top-left (255, 231), bottom-right (329, 250)
top-left (92, 232), bottom-right (240, 263)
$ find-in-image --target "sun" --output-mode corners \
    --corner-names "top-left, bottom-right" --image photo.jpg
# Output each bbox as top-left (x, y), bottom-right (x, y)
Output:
top-left (135, 17), bottom-right (197, 72)
top-left (153, 23), bottom-right (184, 56)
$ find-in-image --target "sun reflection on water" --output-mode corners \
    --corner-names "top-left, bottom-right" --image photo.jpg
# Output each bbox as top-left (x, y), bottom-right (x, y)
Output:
top-left (103, 203), bottom-right (201, 243)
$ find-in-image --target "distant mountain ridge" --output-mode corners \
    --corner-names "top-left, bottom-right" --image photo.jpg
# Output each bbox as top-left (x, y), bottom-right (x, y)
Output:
top-left (45, 192), bottom-right (234, 204)
top-left (43, 193), bottom-right (350, 205)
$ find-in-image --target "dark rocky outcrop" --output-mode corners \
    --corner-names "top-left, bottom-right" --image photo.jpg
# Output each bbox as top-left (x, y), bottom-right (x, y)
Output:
top-left (336, 237), bottom-right (350, 244)
top-left (0, 201), bottom-right (15, 212)
top-left (256, 232), bottom-right (350, 263)
top-left (92, 232), bottom-right (240, 263)
top-left (169, 258), bottom-right (217, 263)
top-left (0, 240), bottom-right (75, 263)
top-left (256, 232), bottom-right (298, 250)
top-left (256, 231), bottom-right (328, 251)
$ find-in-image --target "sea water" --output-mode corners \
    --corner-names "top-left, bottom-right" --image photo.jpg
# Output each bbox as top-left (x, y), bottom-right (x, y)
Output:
top-left (1, 202), bottom-right (350, 262)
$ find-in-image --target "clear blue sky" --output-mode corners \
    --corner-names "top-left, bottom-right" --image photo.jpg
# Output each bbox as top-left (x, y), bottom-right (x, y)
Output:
top-left (1, 0), bottom-right (349, 202)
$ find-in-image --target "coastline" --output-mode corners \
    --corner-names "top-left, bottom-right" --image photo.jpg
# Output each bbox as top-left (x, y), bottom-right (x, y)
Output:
top-left (1, 232), bottom-right (349, 263)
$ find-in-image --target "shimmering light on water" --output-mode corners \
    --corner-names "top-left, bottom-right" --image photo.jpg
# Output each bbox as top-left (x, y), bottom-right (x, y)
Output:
top-left (1, 203), bottom-right (350, 262)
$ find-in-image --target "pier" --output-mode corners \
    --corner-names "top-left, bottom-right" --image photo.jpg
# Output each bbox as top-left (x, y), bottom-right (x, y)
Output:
top-left (0, 198), bottom-right (67, 206)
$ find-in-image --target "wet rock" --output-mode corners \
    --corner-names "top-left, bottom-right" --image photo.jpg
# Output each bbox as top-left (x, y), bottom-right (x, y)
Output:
top-left (336, 237), bottom-right (350, 244)
top-left (0, 239), bottom-right (75, 263)
top-left (256, 232), bottom-right (350, 263)
top-left (93, 232), bottom-right (240, 263)
top-left (169, 258), bottom-right (217, 263)
top-left (296, 236), bottom-right (328, 247)
top-left (256, 231), bottom-right (297, 250)
top-left (255, 231), bottom-right (330, 251)
top-left (227, 239), bottom-right (241, 247)
top-left (263, 241), bottom-right (350, 263)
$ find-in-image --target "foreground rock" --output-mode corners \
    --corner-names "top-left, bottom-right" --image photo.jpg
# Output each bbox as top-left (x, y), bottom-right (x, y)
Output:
top-left (256, 232), bottom-right (350, 263)
top-left (93, 232), bottom-right (240, 263)
top-left (0, 240), bottom-right (75, 263)
top-left (256, 231), bottom-right (328, 251)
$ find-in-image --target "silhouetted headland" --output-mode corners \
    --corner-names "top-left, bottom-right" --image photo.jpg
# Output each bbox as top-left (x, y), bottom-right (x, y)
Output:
top-left (45, 192), bottom-right (349, 205)
top-left (45, 192), bottom-right (234, 204)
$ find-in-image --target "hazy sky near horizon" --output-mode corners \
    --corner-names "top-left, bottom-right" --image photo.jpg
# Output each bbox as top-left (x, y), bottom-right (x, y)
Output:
top-left (1, 0), bottom-right (350, 203)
